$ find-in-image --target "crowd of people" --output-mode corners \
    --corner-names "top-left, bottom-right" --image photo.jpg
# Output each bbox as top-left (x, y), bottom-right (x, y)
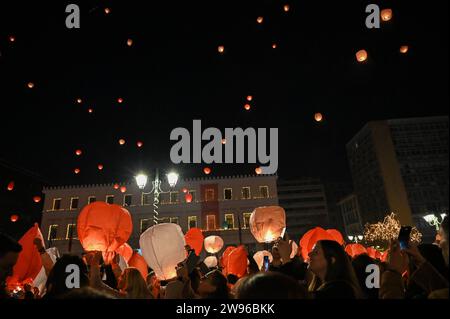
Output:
top-left (1, 217), bottom-right (448, 300)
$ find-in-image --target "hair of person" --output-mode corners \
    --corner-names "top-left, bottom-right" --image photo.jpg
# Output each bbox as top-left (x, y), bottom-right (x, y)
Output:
top-left (0, 233), bottom-right (22, 257)
top-left (203, 270), bottom-right (229, 299)
top-left (120, 267), bottom-right (153, 299)
top-left (418, 243), bottom-right (448, 277)
top-left (237, 272), bottom-right (307, 299)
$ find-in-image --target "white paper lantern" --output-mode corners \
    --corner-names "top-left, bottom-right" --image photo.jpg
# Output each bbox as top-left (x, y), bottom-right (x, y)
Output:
top-left (204, 256), bottom-right (218, 268)
top-left (139, 223), bottom-right (186, 280)
top-left (250, 206), bottom-right (286, 243)
top-left (204, 235), bottom-right (224, 254)
top-left (253, 250), bottom-right (273, 270)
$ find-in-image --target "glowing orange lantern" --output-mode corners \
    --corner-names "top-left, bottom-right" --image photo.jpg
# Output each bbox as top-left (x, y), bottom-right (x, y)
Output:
top-left (9, 35), bottom-right (15, 42)
top-left (255, 167), bottom-right (262, 175)
top-left (249, 206), bottom-right (286, 243)
top-left (10, 214), bottom-right (19, 222)
top-left (257, 16), bottom-right (264, 24)
top-left (366, 247), bottom-right (382, 260)
top-left (33, 196), bottom-right (41, 203)
top-left (27, 82), bottom-right (34, 89)
top-left (128, 252), bottom-right (148, 280)
top-left (299, 227), bottom-right (341, 261)
top-left (400, 45), bottom-right (409, 54)
top-left (283, 4), bottom-right (290, 12)
top-left (220, 246), bottom-right (236, 269)
top-left (75, 149), bottom-right (82, 156)
top-left (345, 243), bottom-right (368, 258)
top-left (137, 141), bottom-right (143, 148)
top-left (203, 167), bottom-right (211, 175)
top-left (204, 256), bottom-right (218, 268)
top-left (97, 164), bottom-right (103, 170)
top-left (246, 95), bottom-right (253, 102)
top-left (221, 138), bottom-right (226, 145)
top-left (218, 45), bottom-right (225, 54)
top-left (204, 235), bottom-right (224, 254)
top-left (226, 245), bottom-right (248, 278)
top-left (326, 229), bottom-right (345, 245)
top-left (119, 139), bottom-right (125, 145)
top-left (184, 227), bottom-right (204, 256)
top-left (77, 201), bottom-right (133, 252)
top-left (76, 98), bottom-right (82, 104)
top-left (182, 187), bottom-right (188, 194)
top-left (115, 243), bottom-right (133, 263)
top-left (272, 43), bottom-right (277, 49)
top-left (185, 193), bottom-right (193, 203)
top-left (356, 49), bottom-right (368, 63)
top-left (126, 39), bottom-right (133, 47)
top-left (7, 181), bottom-right (14, 191)
top-left (140, 223), bottom-right (186, 280)
top-left (74, 168), bottom-right (80, 174)
top-left (244, 104), bottom-right (251, 111)
top-left (120, 186), bottom-right (127, 193)
top-left (380, 250), bottom-right (389, 262)
top-left (113, 183), bottom-right (120, 189)
top-left (314, 112), bottom-right (323, 122)
top-left (88, 108), bottom-right (93, 113)
top-left (381, 9), bottom-right (393, 22)
top-left (104, 7), bottom-right (111, 14)
top-left (253, 250), bottom-right (273, 270)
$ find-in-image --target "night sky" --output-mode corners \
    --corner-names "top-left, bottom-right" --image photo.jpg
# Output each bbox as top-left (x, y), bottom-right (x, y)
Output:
top-left (0, 1), bottom-right (449, 233)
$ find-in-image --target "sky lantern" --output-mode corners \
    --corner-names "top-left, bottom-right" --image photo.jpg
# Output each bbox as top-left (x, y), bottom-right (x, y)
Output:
top-left (220, 246), bottom-right (236, 269)
top-left (204, 235), bottom-right (224, 254)
top-left (126, 38), bottom-right (133, 47)
top-left (185, 193), bottom-right (193, 203)
top-left (33, 196), bottom-right (41, 203)
top-left (75, 149), bottom-right (82, 156)
top-left (137, 141), bottom-right (143, 148)
top-left (7, 181), bottom-right (14, 191)
top-left (76, 98), bottom-right (82, 104)
top-left (117, 97), bottom-right (124, 104)
top-left (356, 49), bottom-right (368, 63)
top-left (203, 167), bottom-right (211, 175)
top-left (246, 95), bottom-right (253, 102)
top-left (104, 7), bottom-right (111, 14)
top-left (74, 168), bottom-right (80, 174)
top-left (299, 227), bottom-right (341, 261)
top-left (113, 183), bottom-right (120, 190)
top-left (244, 104), bottom-right (251, 111)
top-left (204, 256), bottom-right (218, 268)
top-left (221, 138), bottom-right (226, 145)
top-left (115, 243), bottom-right (133, 263)
top-left (182, 187), bottom-right (188, 194)
top-left (27, 82), bottom-right (34, 89)
top-left (217, 45), bottom-right (225, 54)
top-left (97, 164), bottom-right (104, 170)
top-left (9, 35), bottom-right (15, 42)
top-left (326, 229), bottom-right (345, 245)
top-left (184, 227), bottom-right (204, 256)
top-left (366, 247), bottom-right (382, 260)
top-left (10, 214), bottom-right (19, 222)
top-left (381, 8), bottom-right (393, 22)
top-left (283, 4), bottom-right (290, 12)
top-left (119, 138), bottom-right (125, 145)
top-left (77, 201), bottom-right (133, 252)
top-left (128, 252), bottom-right (148, 279)
top-left (253, 250), bottom-right (273, 270)
top-left (272, 43), bottom-right (277, 49)
top-left (140, 223), bottom-right (186, 280)
top-left (120, 186), bottom-right (127, 193)
top-left (255, 167), bottom-right (262, 175)
top-left (257, 16), bottom-right (264, 24)
top-left (249, 206), bottom-right (286, 243)
top-left (226, 245), bottom-right (248, 278)
top-left (314, 112), bottom-right (323, 122)
top-left (400, 45), bottom-right (409, 54)
top-left (345, 243), bottom-right (368, 258)
top-left (88, 108), bottom-right (93, 114)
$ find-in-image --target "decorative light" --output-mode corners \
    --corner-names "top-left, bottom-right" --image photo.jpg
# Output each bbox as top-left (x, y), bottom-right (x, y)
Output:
top-left (7, 181), bottom-right (14, 191)
top-left (113, 183), bottom-right (120, 190)
top-left (166, 172), bottom-right (179, 188)
top-left (400, 45), bottom-right (409, 54)
top-left (88, 108), bottom-right (93, 114)
top-left (357, 235), bottom-right (364, 241)
top-left (348, 235), bottom-right (354, 241)
top-left (182, 188), bottom-right (188, 194)
top-left (381, 9), bottom-right (393, 22)
top-left (272, 43), bottom-right (277, 49)
top-left (9, 35), bottom-right (15, 42)
top-left (135, 174), bottom-right (148, 190)
top-left (221, 138), bottom-right (226, 145)
top-left (120, 186), bottom-right (127, 193)
top-left (104, 7), bottom-right (111, 14)
top-left (356, 50), bottom-right (368, 63)
top-left (76, 98), bottom-right (82, 104)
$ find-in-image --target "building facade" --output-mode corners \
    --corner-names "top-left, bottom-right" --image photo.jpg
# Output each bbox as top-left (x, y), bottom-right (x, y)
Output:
top-left (347, 116), bottom-right (449, 241)
top-left (337, 194), bottom-right (364, 239)
top-left (40, 174), bottom-right (278, 255)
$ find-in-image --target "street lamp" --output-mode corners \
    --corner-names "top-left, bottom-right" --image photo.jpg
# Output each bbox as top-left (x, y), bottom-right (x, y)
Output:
top-left (135, 169), bottom-right (179, 225)
top-left (348, 234), bottom-right (363, 243)
top-left (423, 213), bottom-right (447, 231)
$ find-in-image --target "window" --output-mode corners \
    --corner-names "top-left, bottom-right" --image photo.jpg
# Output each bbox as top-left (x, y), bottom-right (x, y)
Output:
top-left (170, 192), bottom-right (179, 204)
top-left (224, 188), bottom-right (233, 200)
top-left (206, 215), bottom-right (216, 230)
top-left (88, 196), bottom-right (96, 204)
top-left (205, 189), bottom-right (215, 201)
top-left (243, 213), bottom-right (252, 228)
top-left (52, 198), bottom-right (61, 210)
top-left (123, 194), bottom-right (132, 206)
top-left (241, 187), bottom-right (251, 199)
top-left (260, 186), bottom-right (269, 198)
top-left (66, 224), bottom-right (77, 239)
top-left (140, 219), bottom-right (152, 234)
top-left (70, 197), bottom-right (79, 210)
top-left (188, 216), bottom-right (197, 229)
top-left (106, 195), bottom-right (114, 204)
top-left (224, 213), bottom-right (234, 229)
top-left (159, 217), bottom-right (170, 223)
top-left (170, 217), bottom-right (179, 224)
top-left (142, 193), bottom-right (152, 205)
top-left (48, 225), bottom-right (58, 241)
top-left (189, 190), bottom-right (196, 202)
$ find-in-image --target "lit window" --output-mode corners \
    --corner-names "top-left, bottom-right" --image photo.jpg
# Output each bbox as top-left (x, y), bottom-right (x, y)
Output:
top-left (224, 188), bottom-right (232, 200)
top-left (106, 195), bottom-right (114, 204)
top-left (70, 197), bottom-right (79, 210)
top-left (52, 198), bottom-right (61, 210)
top-left (170, 192), bottom-right (179, 204)
top-left (206, 215), bottom-right (216, 230)
top-left (243, 213), bottom-right (252, 228)
top-left (205, 189), bottom-right (215, 201)
top-left (123, 194), bottom-right (132, 206)
top-left (142, 193), bottom-right (152, 205)
top-left (241, 187), bottom-right (251, 199)
top-left (188, 216), bottom-right (198, 229)
top-left (48, 225), bottom-right (58, 241)
top-left (260, 186), bottom-right (269, 198)
top-left (66, 224), bottom-right (77, 239)
top-left (225, 213), bottom-right (234, 229)
top-left (140, 219), bottom-right (152, 234)
top-left (88, 196), bottom-right (96, 204)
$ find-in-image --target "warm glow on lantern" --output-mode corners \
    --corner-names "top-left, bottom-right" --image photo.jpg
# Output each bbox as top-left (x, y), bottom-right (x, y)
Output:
top-left (272, 43), bottom-right (277, 49)
top-left (204, 256), bottom-right (218, 268)
top-left (10, 214), bottom-right (19, 222)
top-left (75, 149), bottom-right (82, 156)
top-left (221, 138), bottom-right (226, 145)
top-left (137, 141), bottom-right (143, 148)
top-left (400, 45), bottom-right (409, 54)
top-left (218, 45), bottom-right (225, 54)
top-left (250, 206), bottom-right (286, 243)
top-left (255, 167), bottom-right (262, 175)
top-left (119, 139), bottom-right (125, 145)
top-left (203, 167), bottom-right (211, 175)
top-left (185, 193), bottom-right (193, 203)
top-left (204, 235), bottom-right (224, 254)
top-left (97, 164), bottom-right (104, 170)
top-left (283, 4), bottom-right (290, 12)
top-left (182, 188), bottom-right (188, 193)
top-left (253, 250), bottom-right (273, 270)
top-left (104, 7), bottom-right (111, 14)
top-left (257, 16), bottom-right (264, 24)
top-left (7, 181), bottom-right (14, 191)
top-left (113, 183), bottom-right (120, 190)
top-left (356, 49), bottom-right (368, 63)
top-left (27, 82), bottom-right (34, 89)
top-left (117, 97), bottom-right (123, 104)
top-left (127, 38), bottom-right (133, 47)
top-left (76, 98), bottom-right (82, 104)
top-left (381, 9), bottom-right (393, 22)
top-left (246, 95), bottom-right (253, 102)
top-left (120, 186), bottom-right (127, 193)
top-left (74, 168), bottom-right (80, 174)
top-left (9, 35), bottom-right (15, 42)
top-left (244, 104), bottom-right (251, 111)
top-left (33, 196), bottom-right (41, 203)
top-left (314, 113), bottom-right (323, 122)
top-left (88, 108), bottom-right (93, 113)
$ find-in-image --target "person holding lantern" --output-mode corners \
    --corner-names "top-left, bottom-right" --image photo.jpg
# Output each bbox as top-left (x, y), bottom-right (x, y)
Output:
top-left (0, 233), bottom-right (22, 299)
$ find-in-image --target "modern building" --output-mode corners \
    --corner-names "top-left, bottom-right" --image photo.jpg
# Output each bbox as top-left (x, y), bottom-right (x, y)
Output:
top-left (277, 178), bottom-right (329, 242)
top-left (337, 194), bottom-right (364, 239)
top-left (40, 174), bottom-right (278, 255)
top-left (323, 180), bottom-right (353, 234)
top-left (347, 116), bottom-right (449, 241)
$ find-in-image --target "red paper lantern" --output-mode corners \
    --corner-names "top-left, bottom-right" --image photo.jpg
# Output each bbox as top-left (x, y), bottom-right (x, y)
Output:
top-left (381, 8), bottom-right (393, 22)
top-left (226, 245), bottom-right (248, 278)
top-left (75, 149), bottom-right (82, 156)
top-left (380, 250), bottom-right (389, 262)
top-left (300, 227), bottom-right (341, 261)
top-left (249, 206), bottom-right (286, 243)
top-left (220, 246), bottom-right (236, 269)
top-left (184, 228), bottom-right (204, 256)
top-left (126, 39), bottom-right (133, 47)
top-left (182, 187), bottom-right (188, 194)
top-left (7, 181), bottom-right (15, 191)
top-left (203, 167), bottom-right (211, 175)
top-left (115, 243), bottom-right (133, 263)
top-left (74, 168), bottom-right (80, 174)
top-left (326, 229), bottom-right (345, 245)
top-left (33, 196), bottom-right (41, 203)
top-left (356, 49), bottom-right (368, 63)
top-left (128, 252), bottom-right (148, 280)
top-left (120, 186), bottom-right (127, 193)
top-left (345, 243), bottom-right (368, 258)
top-left (10, 214), bottom-right (19, 222)
top-left (113, 183), bottom-right (120, 190)
top-left (137, 141), bottom-right (143, 148)
top-left (217, 45), bottom-right (225, 54)
top-left (366, 247), bottom-right (382, 260)
top-left (77, 201), bottom-right (133, 252)
top-left (246, 95), bottom-right (253, 102)
top-left (256, 16), bottom-right (264, 24)
top-left (117, 97), bottom-right (124, 104)
top-left (185, 193), bottom-right (193, 203)
top-left (97, 164), bottom-right (104, 170)
top-left (244, 104), bottom-right (251, 111)
top-left (400, 45), bottom-right (409, 54)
